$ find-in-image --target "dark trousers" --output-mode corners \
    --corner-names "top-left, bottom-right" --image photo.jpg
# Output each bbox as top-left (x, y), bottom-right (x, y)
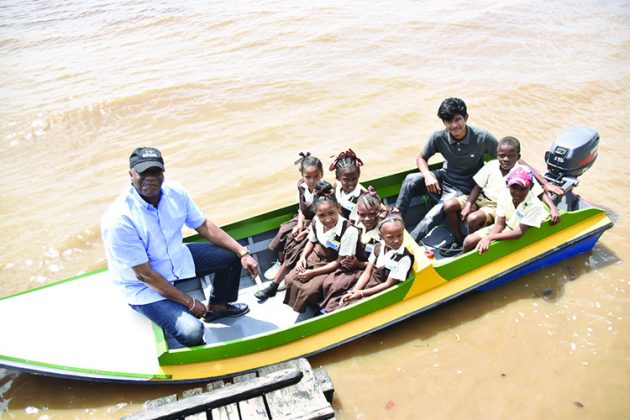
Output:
top-left (395, 170), bottom-right (466, 241)
top-left (186, 242), bottom-right (241, 304)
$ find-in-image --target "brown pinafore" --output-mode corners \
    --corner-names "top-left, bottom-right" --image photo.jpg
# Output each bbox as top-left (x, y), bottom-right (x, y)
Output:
top-left (283, 219), bottom-right (349, 313)
top-left (318, 227), bottom-right (380, 312)
top-left (268, 180), bottom-right (316, 266)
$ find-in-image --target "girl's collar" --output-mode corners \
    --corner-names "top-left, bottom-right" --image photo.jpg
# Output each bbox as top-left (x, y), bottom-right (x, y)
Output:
top-left (379, 239), bottom-right (405, 255)
top-left (335, 182), bottom-right (362, 198)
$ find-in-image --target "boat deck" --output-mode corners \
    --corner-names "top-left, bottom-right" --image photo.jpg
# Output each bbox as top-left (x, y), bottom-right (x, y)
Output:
top-left (172, 276), bottom-right (312, 349)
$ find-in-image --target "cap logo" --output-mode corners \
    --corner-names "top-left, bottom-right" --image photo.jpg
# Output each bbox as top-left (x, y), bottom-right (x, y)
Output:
top-left (142, 150), bottom-right (159, 158)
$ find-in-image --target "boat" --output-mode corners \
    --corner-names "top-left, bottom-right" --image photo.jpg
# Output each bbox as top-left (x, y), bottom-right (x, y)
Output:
top-left (0, 126), bottom-right (613, 383)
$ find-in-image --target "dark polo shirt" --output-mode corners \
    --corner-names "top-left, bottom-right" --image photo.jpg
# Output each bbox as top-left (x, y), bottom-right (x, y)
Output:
top-left (422, 125), bottom-right (498, 193)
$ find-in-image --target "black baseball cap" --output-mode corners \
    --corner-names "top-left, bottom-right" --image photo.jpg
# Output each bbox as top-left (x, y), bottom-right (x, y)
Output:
top-left (129, 147), bottom-right (165, 173)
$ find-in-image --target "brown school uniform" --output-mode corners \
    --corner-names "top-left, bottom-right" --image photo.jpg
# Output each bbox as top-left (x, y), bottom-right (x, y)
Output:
top-left (319, 226), bottom-right (380, 312)
top-left (268, 180), bottom-right (316, 266)
top-left (283, 217), bottom-right (357, 313)
top-left (322, 242), bottom-right (414, 313)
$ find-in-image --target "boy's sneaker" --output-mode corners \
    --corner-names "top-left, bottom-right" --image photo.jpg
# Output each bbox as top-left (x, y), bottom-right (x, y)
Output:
top-left (440, 242), bottom-right (462, 257)
top-left (264, 261), bottom-right (281, 280)
top-left (277, 279), bottom-right (286, 291)
top-left (255, 282), bottom-right (278, 301)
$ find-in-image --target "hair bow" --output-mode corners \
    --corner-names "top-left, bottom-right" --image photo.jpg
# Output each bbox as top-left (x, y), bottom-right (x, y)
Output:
top-left (378, 207), bottom-right (400, 219)
top-left (329, 148), bottom-right (364, 171)
top-left (314, 183), bottom-right (335, 197)
top-left (294, 151), bottom-right (312, 166)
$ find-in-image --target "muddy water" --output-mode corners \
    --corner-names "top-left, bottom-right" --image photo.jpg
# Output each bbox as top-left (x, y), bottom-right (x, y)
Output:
top-left (1, 1), bottom-right (628, 418)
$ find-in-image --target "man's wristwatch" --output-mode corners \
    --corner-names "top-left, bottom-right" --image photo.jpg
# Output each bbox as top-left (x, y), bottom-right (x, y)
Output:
top-left (238, 247), bottom-right (250, 258)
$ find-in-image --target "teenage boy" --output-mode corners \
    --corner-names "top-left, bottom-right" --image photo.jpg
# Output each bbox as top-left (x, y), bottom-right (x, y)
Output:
top-left (395, 97), bottom-right (498, 242)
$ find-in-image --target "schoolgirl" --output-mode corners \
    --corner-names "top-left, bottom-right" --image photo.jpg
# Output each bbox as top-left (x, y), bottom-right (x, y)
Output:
top-left (256, 152), bottom-right (323, 301)
top-left (283, 181), bottom-right (359, 313)
top-left (337, 210), bottom-right (414, 309)
top-left (319, 187), bottom-right (383, 312)
top-left (330, 149), bottom-right (364, 223)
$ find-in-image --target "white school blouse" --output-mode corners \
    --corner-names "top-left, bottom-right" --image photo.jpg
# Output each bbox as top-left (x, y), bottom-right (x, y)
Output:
top-left (308, 216), bottom-right (359, 256)
top-left (368, 241), bottom-right (413, 281)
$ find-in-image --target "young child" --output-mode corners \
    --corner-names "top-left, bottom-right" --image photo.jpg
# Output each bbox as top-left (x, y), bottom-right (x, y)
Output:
top-left (283, 181), bottom-right (360, 313)
top-left (319, 187), bottom-right (383, 312)
top-left (330, 149), bottom-right (364, 223)
top-left (441, 136), bottom-right (560, 256)
top-left (462, 166), bottom-right (549, 254)
top-left (256, 152), bottom-right (323, 301)
top-left (337, 210), bottom-right (414, 309)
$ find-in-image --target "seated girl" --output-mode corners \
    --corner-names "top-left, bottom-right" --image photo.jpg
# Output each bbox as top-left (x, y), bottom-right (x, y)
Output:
top-left (283, 181), bottom-right (360, 313)
top-left (462, 166), bottom-right (549, 254)
top-left (330, 149), bottom-right (364, 223)
top-left (257, 152), bottom-right (323, 301)
top-left (319, 187), bottom-right (383, 312)
top-left (335, 210), bottom-right (415, 310)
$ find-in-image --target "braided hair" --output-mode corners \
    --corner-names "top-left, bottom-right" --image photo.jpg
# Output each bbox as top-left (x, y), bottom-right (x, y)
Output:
top-left (358, 185), bottom-right (382, 210)
top-left (294, 152), bottom-right (323, 174)
top-left (329, 149), bottom-right (363, 179)
top-left (377, 207), bottom-right (405, 232)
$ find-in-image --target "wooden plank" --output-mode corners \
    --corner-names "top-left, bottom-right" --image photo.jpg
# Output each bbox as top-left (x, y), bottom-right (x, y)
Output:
top-left (313, 368), bottom-right (335, 403)
top-left (182, 387), bottom-right (207, 420)
top-left (233, 373), bottom-right (269, 419)
top-left (122, 367), bottom-right (303, 420)
top-left (206, 380), bottom-right (239, 420)
top-left (259, 359), bottom-right (334, 420)
top-left (143, 394), bottom-right (177, 411)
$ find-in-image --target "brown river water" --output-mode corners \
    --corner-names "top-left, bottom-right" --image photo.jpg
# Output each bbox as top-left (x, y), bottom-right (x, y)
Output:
top-left (1, 1), bottom-right (629, 418)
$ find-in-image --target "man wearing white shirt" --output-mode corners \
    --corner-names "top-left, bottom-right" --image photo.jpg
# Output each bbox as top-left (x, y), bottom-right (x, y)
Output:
top-left (101, 147), bottom-right (257, 347)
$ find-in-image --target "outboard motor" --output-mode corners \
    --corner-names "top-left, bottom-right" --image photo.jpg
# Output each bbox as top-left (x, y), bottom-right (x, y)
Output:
top-left (544, 126), bottom-right (599, 210)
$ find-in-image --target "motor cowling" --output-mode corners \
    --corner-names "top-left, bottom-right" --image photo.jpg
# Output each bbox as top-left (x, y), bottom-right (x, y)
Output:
top-left (544, 126), bottom-right (599, 191)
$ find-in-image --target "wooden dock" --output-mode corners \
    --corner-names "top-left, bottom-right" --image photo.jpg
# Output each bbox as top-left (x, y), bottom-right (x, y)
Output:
top-left (122, 358), bottom-right (335, 420)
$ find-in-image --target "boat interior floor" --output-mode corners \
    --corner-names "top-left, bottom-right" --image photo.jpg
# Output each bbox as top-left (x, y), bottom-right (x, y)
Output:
top-left (170, 277), bottom-right (314, 349)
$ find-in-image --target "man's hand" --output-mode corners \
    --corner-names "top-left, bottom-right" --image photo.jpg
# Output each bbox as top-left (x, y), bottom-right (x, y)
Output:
top-left (189, 299), bottom-right (207, 318)
top-left (241, 254), bottom-right (258, 278)
top-left (424, 172), bottom-right (441, 194)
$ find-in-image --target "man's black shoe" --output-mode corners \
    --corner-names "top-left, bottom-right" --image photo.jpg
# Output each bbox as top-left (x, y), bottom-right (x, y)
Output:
top-left (202, 303), bottom-right (250, 323)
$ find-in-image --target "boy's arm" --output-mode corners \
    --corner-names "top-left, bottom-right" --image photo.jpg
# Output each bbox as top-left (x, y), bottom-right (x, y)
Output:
top-left (539, 192), bottom-right (561, 225)
top-left (476, 216), bottom-right (506, 254)
top-left (461, 185), bottom-right (482, 220)
top-left (519, 159), bottom-right (565, 196)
